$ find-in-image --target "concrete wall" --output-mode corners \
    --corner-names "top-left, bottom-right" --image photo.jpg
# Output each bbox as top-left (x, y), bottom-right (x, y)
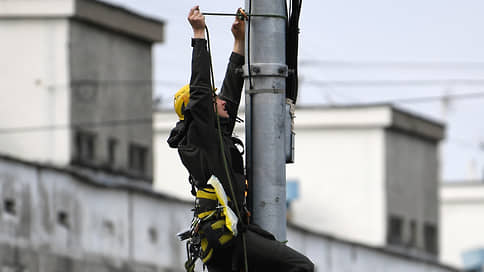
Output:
top-left (385, 130), bottom-right (440, 255)
top-left (69, 19), bottom-right (153, 179)
top-left (0, 156), bottom-right (190, 272)
top-left (440, 183), bottom-right (484, 268)
top-left (0, 155), bottom-right (457, 272)
top-left (0, 18), bottom-right (71, 165)
top-left (288, 225), bottom-right (456, 272)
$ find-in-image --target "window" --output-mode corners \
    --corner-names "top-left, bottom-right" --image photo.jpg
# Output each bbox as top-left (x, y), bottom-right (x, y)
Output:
top-left (107, 138), bottom-right (118, 166)
top-left (4, 198), bottom-right (16, 216)
top-left (129, 143), bottom-right (148, 174)
top-left (408, 220), bottom-right (417, 247)
top-left (57, 211), bottom-right (70, 229)
top-left (148, 227), bottom-right (158, 244)
top-left (424, 223), bottom-right (438, 255)
top-left (74, 130), bottom-right (96, 162)
top-left (387, 215), bottom-right (403, 245)
top-left (102, 220), bottom-right (115, 236)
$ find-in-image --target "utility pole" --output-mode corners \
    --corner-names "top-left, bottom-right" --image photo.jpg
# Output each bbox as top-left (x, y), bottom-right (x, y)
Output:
top-left (244, 0), bottom-right (288, 241)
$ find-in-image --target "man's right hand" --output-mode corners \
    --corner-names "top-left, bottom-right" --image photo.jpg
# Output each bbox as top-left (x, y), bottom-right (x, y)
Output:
top-left (231, 9), bottom-right (246, 55)
top-left (188, 6), bottom-right (205, 39)
top-left (231, 11), bottom-right (245, 42)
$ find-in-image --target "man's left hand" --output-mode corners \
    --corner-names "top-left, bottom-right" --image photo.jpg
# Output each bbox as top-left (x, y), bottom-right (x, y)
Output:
top-left (231, 10), bottom-right (245, 41)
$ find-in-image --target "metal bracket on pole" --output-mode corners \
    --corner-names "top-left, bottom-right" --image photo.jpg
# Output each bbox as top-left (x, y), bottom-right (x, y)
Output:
top-left (285, 99), bottom-right (295, 164)
top-left (246, 88), bottom-right (285, 94)
top-left (243, 63), bottom-right (288, 78)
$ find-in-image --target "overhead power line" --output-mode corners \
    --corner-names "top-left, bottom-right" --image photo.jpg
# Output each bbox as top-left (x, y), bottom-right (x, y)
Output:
top-left (300, 60), bottom-right (484, 69)
top-left (0, 117), bottom-right (152, 134)
top-left (1, 91), bottom-right (483, 134)
top-left (36, 78), bottom-right (484, 90)
top-left (316, 90), bottom-right (484, 106)
top-left (365, 91), bottom-right (484, 105)
top-left (302, 78), bottom-right (484, 87)
top-left (45, 79), bottom-right (220, 90)
top-left (446, 137), bottom-right (483, 150)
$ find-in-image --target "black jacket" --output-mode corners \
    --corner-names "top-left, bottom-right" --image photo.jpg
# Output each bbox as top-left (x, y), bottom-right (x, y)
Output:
top-left (168, 39), bottom-right (246, 211)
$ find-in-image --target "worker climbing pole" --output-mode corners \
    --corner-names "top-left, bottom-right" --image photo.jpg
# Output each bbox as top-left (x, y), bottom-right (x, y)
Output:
top-left (168, 1), bottom-right (309, 271)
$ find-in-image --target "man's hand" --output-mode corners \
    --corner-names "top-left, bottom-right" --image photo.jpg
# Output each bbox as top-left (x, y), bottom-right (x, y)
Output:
top-left (232, 9), bottom-right (246, 55)
top-left (231, 11), bottom-right (245, 41)
top-left (188, 6), bottom-right (205, 39)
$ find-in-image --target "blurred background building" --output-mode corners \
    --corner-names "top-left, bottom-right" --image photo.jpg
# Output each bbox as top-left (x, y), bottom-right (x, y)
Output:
top-left (0, 0), bottom-right (171, 270)
top-left (0, 0), bottom-right (159, 182)
top-left (0, 0), bottom-right (482, 271)
top-left (155, 104), bottom-right (444, 262)
top-left (441, 181), bottom-right (484, 269)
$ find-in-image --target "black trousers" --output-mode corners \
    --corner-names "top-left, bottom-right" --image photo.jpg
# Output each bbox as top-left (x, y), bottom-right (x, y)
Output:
top-left (206, 228), bottom-right (314, 272)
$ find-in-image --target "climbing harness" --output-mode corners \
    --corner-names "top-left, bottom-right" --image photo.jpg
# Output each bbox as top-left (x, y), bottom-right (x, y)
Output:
top-left (208, 176), bottom-right (239, 236)
top-left (178, 178), bottom-right (237, 271)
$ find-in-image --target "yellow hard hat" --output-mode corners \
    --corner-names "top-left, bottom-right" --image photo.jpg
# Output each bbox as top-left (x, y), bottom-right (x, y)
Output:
top-left (174, 84), bottom-right (190, 120)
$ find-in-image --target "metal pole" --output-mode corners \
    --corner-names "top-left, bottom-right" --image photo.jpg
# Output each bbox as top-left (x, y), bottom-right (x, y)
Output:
top-left (245, 0), bottom-right (287, 241)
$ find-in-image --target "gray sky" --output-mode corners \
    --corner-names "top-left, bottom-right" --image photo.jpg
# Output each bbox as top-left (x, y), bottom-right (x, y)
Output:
top-left (103, 0), bottom-right (484, 181)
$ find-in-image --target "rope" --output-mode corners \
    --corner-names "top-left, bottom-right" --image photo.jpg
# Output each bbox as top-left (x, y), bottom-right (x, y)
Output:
top-left (205, 26), bottom-right (249, 272)
top-left (203, 11), bottom-right (287, 21)
top-left (246, 5), bottom-right (254, 89)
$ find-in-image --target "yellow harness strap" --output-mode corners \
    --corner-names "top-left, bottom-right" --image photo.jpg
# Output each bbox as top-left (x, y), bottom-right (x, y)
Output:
top-left (196, 188), bottom-right (217, 200)
top-left (208, 175), bottom-right (238, 236)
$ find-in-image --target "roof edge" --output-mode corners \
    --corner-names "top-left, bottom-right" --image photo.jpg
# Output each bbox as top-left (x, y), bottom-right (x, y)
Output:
top-left (74, 0), bottom-right (164, 43)
top-left (0, 0), bottom-right (164, 43)
top-left (288, 221), bottom-right (458, 271)
top-left (294, 103), bottom-right (445, 141)
top-left (0, 153), bottom-right (188, 204)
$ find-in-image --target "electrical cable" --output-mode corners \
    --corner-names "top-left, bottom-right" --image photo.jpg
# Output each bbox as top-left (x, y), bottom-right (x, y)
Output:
top-left (242, 2), bottom-right (253, 269)
top-left (37, 77), bottom-right (484, 90)
top-left (0, 117), bottom-right (152, 134)
top-left (325, 90), bottom-right (484, 105)
top-left (302, 78), bottom-right (484, 87)
top-left (2, 91), bottom-right (484, 134)
top-left (384, 91), bottom-right (484, 104)
top-left (246, 4), bottom-right (254, 89)
top-left (300, 59), bottom-right (484, 69)
top-left (286, 0), bottom-right (302, 102)
top-left (243, 1), bottom-right (254, 268)
top-left (205, 25), bottom-right (249, 272)
top-left (446, 137), bottom-right (483, 150)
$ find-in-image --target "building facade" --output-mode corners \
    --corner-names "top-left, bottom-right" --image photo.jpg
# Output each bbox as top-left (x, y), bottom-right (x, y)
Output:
top-left (0, 154), bottom-right (190, 272)
top-left (286, 105), bottom-right (444, 258)
top-left (441, 181), bottom-right (484, 268)
top-left (0, 0), bottom-right (164, 182)
top-left (0, 154), bottom-right (457, 272)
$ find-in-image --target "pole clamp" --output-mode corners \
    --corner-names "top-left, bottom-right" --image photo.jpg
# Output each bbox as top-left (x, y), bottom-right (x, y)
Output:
top-left (243, 63), bottom-right (288, 78)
